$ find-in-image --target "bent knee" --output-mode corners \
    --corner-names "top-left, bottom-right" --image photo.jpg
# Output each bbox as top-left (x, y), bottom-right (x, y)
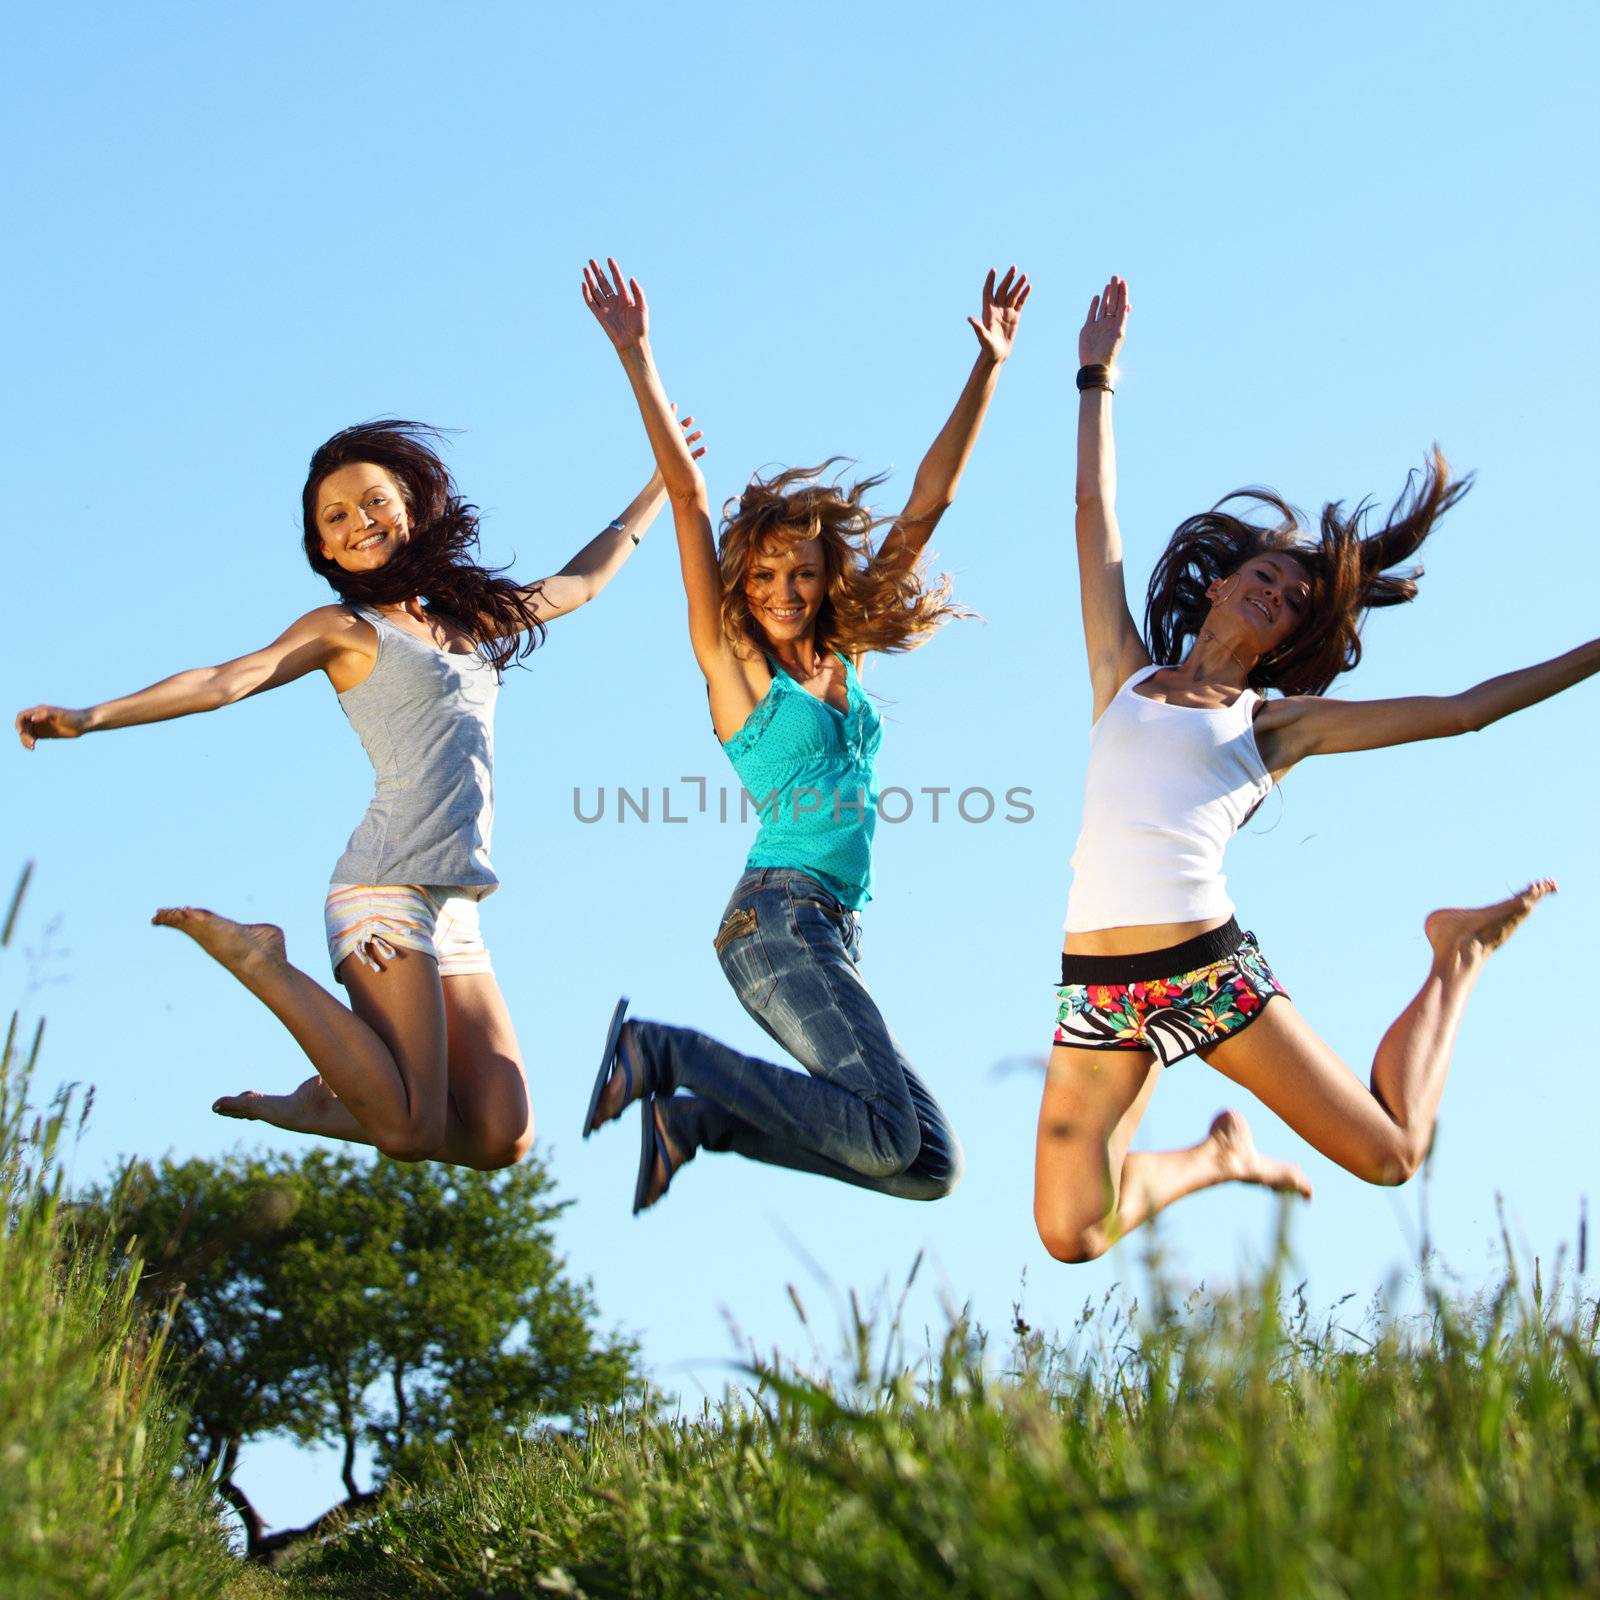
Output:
top-left (1036, 1217), bottom-right (1111, 1265)
top-left (859, 1103), bottom-right (923, 1178)
top-left (1362, 1129), bottom-right (1429, 1188)
top-left (377, 1116), bottom-right (448, 1165)
top-left (475, 1121), bottom-right (536, 1171)
top-left (901, 1154), bottom-right (964, 1202)
top-left (939, 1144), bottom-right (966, 1198)
top-left (922, 1138), bottom-right (965, 1200)
top-left (378, 1134), bottom-right (443, 1164)
top-left (1368, 1149), bottom-right (1423, 1187)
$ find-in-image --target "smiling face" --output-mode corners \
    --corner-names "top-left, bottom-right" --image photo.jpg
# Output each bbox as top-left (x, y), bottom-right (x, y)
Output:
top-left (315, 463), bottom-right (411, 572)
top-left (1207, 549), bottom-right (1313, 659)
top-left (744, 534), bottom-right (828, 646)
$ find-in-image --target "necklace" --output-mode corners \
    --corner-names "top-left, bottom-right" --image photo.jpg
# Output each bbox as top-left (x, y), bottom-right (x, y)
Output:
top-left (775, 647), bottom-right (823, 681)
top-left (1198, 627), bottom-right (1256, 676)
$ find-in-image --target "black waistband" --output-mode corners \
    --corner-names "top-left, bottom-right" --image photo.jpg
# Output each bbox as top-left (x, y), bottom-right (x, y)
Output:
top-left (1060, 918), bottom-right (1245, 986)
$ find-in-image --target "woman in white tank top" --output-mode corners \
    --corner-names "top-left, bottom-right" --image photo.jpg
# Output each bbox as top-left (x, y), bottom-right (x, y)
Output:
top-left (15, 418), bottom-right (700, 1168)
top-left (1036, 276), bottom-right (1600, 1262)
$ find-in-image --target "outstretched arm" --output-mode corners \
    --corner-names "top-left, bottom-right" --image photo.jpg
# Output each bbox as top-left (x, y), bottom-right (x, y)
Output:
top-left (1256, 637), bottom-right (1600, 775)
top-left (15, 607), bottom-right (364, 748)
top-left (581, 257), bottom-right (734, 677)
top-left (516, 413), bottom-right (706, 624)
top-left (875, 266), bottom-right (1030, 572)
top-left (1074, 275), bottom-right (1149, 718)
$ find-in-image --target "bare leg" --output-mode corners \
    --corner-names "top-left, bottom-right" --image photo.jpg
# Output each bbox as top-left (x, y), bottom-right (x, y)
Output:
top-left (155, 905), bottom-right (448, 1161)
top-left (1204, 882), bottom-right (1554, 1184)
top-left (1034, 1045), bottom-right (1309, 1263)
top-left (434, 973), bottom-right (533, 1167)
top-left (210, 970), bottom-right (534, 1170)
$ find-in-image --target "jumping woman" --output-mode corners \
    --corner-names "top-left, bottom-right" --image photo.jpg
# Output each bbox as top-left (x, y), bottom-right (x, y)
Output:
top-left (579, 256), bottom-right (1028, 1211)
top-left (15, 419), bottom-right (698, 1168)
top-left (1036, 275), bottom-right (1597, 1261)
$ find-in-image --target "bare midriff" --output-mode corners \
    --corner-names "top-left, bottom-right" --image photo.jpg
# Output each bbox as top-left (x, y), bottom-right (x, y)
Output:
top-left (1063, 914), bottom-right (1235, 959)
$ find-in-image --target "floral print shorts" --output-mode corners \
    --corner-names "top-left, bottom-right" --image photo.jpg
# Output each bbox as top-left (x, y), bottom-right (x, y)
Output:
top-left (1053, 918), bottom-right (1288, 1068)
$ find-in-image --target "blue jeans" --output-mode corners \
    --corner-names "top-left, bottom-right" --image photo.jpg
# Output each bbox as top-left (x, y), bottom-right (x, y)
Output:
top-left (627, 868), bottom-right (963, 1201)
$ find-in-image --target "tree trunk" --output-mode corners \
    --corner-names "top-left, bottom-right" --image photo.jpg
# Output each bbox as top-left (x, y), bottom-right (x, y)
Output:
top-left (339, 1412), bottom-right (361, 1501)
top-left (392, 1362), bottom-right (410, 1456)
top-left (252, 1488), bottom-right (381, 1566)
top-left (215, 1437), bottom-right (266, 1560)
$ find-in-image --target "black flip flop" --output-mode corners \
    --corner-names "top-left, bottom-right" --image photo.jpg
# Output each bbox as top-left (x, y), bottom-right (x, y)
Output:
top-left (632, 1096), bottom-right (677, 1215)
top-left (581, 996), bottom-right (631, 1140)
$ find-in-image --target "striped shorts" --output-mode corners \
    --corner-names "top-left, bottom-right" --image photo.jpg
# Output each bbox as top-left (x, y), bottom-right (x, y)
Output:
top-left (324, 884), bottom-right (494, 983)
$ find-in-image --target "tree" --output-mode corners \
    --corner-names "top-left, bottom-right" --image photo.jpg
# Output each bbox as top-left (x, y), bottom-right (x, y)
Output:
top-left (78, 1148), bottom-right (639, 1562)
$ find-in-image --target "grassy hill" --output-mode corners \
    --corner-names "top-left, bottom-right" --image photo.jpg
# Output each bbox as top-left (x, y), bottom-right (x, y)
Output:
top-left (284, 1231), bottom-right (1600, 1598)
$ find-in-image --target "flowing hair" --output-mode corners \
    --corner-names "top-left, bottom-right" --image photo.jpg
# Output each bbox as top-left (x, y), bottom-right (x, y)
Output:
top-left (301, 420), bottom-right (545, 670)
top-left (1143, 446), bottom-right (1471, 697)
top-left (716, 461), bottom-right (968, 659)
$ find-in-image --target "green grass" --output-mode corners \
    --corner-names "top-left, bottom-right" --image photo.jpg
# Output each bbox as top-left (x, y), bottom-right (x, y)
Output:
top-left (0, 879), bottom-right (249, 1600)
top-left (283, 1233), bottom-right (1600, 1599)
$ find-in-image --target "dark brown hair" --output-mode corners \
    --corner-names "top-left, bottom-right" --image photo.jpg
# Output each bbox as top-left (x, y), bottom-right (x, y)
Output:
top-left (717, 461), bottom-right (968, 658)
top-left (1143, 446), bottom-right (1470, 697)
top-left (301, 420), bottom-right (545, 670)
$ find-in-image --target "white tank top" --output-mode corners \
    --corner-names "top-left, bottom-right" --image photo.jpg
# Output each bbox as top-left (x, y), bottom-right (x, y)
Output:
top-left (1064, 664), bottom-right (1272, 933)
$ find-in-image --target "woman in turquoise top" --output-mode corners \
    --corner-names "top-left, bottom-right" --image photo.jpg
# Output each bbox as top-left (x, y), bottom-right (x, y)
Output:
top-left (580, 255), bottom-right (1028, 1211)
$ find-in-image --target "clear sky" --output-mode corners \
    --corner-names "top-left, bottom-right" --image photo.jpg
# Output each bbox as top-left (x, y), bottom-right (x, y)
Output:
top-left (7, 0), bottom-right (1598, 1533)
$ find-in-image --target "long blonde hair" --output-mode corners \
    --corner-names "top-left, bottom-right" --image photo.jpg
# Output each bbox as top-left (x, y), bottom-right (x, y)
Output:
top-left (717, 461), bottom-right (967, 658)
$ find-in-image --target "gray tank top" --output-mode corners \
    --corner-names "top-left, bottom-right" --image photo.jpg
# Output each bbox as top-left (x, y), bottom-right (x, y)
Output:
top-left (330, 606), bottom-right (500, 897)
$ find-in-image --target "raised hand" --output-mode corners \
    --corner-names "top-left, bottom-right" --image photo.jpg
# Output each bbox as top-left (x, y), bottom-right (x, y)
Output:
top-left (582, 257), bottom-right (649, 351)
top-left (1080, 275), bottom-right (1130, 370)
top-left (16, 704), bottom-right (88, 749)
top-left (969, 265), bottom-right (1031, 363)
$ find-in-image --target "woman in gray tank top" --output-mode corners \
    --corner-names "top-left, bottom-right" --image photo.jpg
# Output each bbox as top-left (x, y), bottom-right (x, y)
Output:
top-left (16, 417), bottom-right (702, 1168)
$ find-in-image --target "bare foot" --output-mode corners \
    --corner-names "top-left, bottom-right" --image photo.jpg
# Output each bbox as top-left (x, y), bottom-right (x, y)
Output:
top-left (637, 1102), bottom-right (684, 1212)
top-left (215, 1075), bottom-right (338, 1131)
top-left (1424, 880), bottom-right (1556, 966)
top-left (1208, 1109), bottom-right (1312, 1199)
top-left (152, 906), bottom-right (287, 978)
top-left (593, 1023), bottom-right (648, 1128)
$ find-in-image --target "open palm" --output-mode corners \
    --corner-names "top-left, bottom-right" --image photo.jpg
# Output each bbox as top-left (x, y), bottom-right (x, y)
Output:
top-left (1079, 275), bottom-right (1129, 368)
top-left (969, 265), bottom-right (1031, 362)
top-left (582, 257), bottom-right (649, 350)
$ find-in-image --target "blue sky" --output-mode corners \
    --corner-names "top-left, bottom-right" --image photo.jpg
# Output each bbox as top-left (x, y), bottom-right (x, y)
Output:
top-left (7, 0), bottom-right (1599, 1532)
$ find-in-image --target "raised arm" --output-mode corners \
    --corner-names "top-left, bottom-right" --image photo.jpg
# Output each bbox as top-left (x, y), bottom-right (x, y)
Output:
top-left (1255, 636), bottom-right (1600, 778)
top-left (515, 412), bottom-right (706, 624)
top-left (581, 257), bottom-right (737, 681)
top-left (874, 266), bottom-right (1030, 572)
top-left (1075, 275), bottom-right (1150, 718)
top-left (15, 607), bottom-right (366, 749)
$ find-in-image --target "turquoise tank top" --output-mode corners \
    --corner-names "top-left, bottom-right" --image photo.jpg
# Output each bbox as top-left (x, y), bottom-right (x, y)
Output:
top-left (720, 653), bottom-right (883, 909)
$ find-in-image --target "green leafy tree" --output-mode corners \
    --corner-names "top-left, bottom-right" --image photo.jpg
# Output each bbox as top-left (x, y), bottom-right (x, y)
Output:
top-left (80, 1147), bottom-right (638, 1562)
